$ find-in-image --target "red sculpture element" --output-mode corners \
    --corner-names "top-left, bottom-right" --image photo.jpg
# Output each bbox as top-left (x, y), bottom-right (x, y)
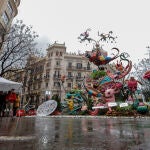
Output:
top-left (107, 60), bottom-right (132, 80)
top-left (16, 109), bottom-right (26, 117)
top-left (104, 85), bottom-right (121, 111)
top-left (126, 77), bottom-right (142, 92)
top-left (85, 76), bottom-right (92, 82)
top-left (116, 60), bottom-right (124, 71)
top-left (6, 89), bottom-right (17, 103)
top-left (27, 110), bottom-right (36, 116)
top-left (115, 82), bottom-right (123, 89)
top-left (85, 47), bottom-right (119, 66)
top-left (105, 89), bottom-right (116, 103)
top-left (88, 103), bottom-right (102, 116)
top-left (78, 28), bottom-right (91, 43)
top-left (51, 110), bottom-right (61, 115)
top-left (143, 70), bottom-right (150, 80)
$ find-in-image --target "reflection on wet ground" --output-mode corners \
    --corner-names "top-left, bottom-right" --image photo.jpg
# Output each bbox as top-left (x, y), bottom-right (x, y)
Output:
top-left (0, 116), bottom-right (150, 150)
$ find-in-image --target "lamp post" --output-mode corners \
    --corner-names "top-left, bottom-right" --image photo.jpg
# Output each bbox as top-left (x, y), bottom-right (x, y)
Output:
top-left (55, 75), bottom-right (66, 102)
top-left (45, 90), bottom-right (51, 101)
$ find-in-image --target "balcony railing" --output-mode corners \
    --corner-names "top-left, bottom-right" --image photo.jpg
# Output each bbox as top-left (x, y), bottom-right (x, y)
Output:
top-left (54, 65), bottom-right (61, 69)
top-left (66, 76), bottom-right (74, 79)
top-left (53, 75), bottom-right (61, 79)
top-left (65, 76), bottom-right (84, 81)
top-left (75, 76), bottom-right (84, 80)
top-left (67, 66), bottom-right (91, 71)
top-left (43, 75), bottom-right (50, 79)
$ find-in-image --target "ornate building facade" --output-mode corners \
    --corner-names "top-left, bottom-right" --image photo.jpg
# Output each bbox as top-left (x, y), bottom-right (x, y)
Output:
top-left (13, 42), bottom-right (96, 107)
top-left (0, 0), bottom-right (20, 50)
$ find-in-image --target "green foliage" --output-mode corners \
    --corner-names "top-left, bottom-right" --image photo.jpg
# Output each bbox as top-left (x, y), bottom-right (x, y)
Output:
top-left (79, 110), bottom-right (88, 115)
top-left (99, 109), bottom-right (108, 115)
top-left (52, 94), bottom-right (61, 111)
top-left (86, 98), bottom-right (93, 110)
top-left (70, 89), bottom-right (82, 94)
top-left (137, 106), bottom-right (149, 114)
top-left (90, 70), bottom-right (106, 79)
top-left (132, 99), bottom-right (139, 109)
top-left (115, 93), bottom-right (125, 102)
top-left (116, 105), bottom-right (133, 112)
top-left (142, 90), bottom-right (150, 101)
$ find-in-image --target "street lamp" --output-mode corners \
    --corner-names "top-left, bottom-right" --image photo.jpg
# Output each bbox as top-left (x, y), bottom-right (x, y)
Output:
top-left (45, 90), bottom-right (51, 101)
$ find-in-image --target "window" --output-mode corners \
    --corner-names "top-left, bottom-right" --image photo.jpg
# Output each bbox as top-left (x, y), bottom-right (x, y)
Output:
top-left (34, 76), bottom-right (37, 80)
top-left (40, 65), bottom-right (43, 71)
top-left (87, 62), bottom-right (91, 70)
top-left (54, 82), bottom-right (60, 87)
top-left (56, 61), bottom-right (60, 66)
top-left (46, 72), bottom-right (49, 78)
top-left (76, 63), bottom-right (82, 69)
top-left (28, 87), bottom-right (30, 91)
top-left (40, 74), bottom-right (42, 79)
top-left (33, 85), bottom-right (36, 90)
top-left (77, 72), bottom-right (81, 78)
top-left (38, 84), bottom-right (41, 89)
top-left (60, 52), bottom-right (62, 56)
top-left (2, 12), bottom-right (9, 25)
top-left (78, 72), bottom-right (81, 77)
top-left (78, 84), bottom-right (81, 89)
top-left (47, 61), bottom-right (51, 67)
top-left (56, 51), bottom-right (59, 56)
top-left (47, 62), bottom-right (50, 67)
top-left (7, 2), bottom-right (13, 15)
top-left (48, 53), bottom-right (51, 57)
top-left (51, 52), bottom-right (53, 56)
top-left (68, 83), bottom-right (72, 88)
top-left (68, 72), bottom-right (72, 77)
top-left (68, 62), bottom-right (72, 68)
top-left (46, 83), bottom-right (48, 88)
top-left (54, 70), bottom-right (60, 77)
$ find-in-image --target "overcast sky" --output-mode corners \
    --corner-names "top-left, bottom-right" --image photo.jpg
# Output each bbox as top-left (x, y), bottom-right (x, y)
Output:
top-left (15, 0), bottom-right (150, 63)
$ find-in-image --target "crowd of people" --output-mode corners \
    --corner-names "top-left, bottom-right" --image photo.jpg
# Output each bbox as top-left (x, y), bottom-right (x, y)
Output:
top-left (0, 89), bottom-right (20, 117)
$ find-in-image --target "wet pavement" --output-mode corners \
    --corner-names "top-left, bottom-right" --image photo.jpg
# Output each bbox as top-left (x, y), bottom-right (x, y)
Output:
top-left (0, 116), bottom-right (150, 150)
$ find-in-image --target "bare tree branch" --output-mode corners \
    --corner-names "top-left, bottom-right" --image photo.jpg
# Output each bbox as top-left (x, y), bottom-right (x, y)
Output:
top-left (0, 20), bottom-right (42, 77)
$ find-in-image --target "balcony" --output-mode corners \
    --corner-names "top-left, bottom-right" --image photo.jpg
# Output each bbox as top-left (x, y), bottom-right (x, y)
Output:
top-left (67, 66), bottom-right (81, 70)
top-left (54, 65), bottom-right (61, 69)
top-left (65, 76), bottom-right (84, 81)
top-left (55, 56), bottom-right (63, 60)
top-left (87, 67), bottom-right (91, 71)
top-left (43, 75), bottom-right (50, 80)
top-left (67, 75), bottom-right (74, 79)
top-left (67, 66), bottom-right (91, 71)
top-left (75, 76), bottom-right (84, 81)
top-left (52, 86), bottom-right (61, 91)
top-left (53, 75), bottom-right (61, 79)
top-left (67, 66), bottom-right (74, 70)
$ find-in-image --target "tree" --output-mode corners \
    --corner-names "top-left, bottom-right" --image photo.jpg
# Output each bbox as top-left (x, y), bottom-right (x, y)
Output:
top-left (0, 20), bottom-right (40, 77)
top-left (132, 51), bottom-right (150, 100)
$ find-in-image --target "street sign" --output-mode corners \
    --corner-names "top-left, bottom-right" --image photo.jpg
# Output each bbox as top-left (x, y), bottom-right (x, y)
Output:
top-left (108, 102), bottom-right (117, 107)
